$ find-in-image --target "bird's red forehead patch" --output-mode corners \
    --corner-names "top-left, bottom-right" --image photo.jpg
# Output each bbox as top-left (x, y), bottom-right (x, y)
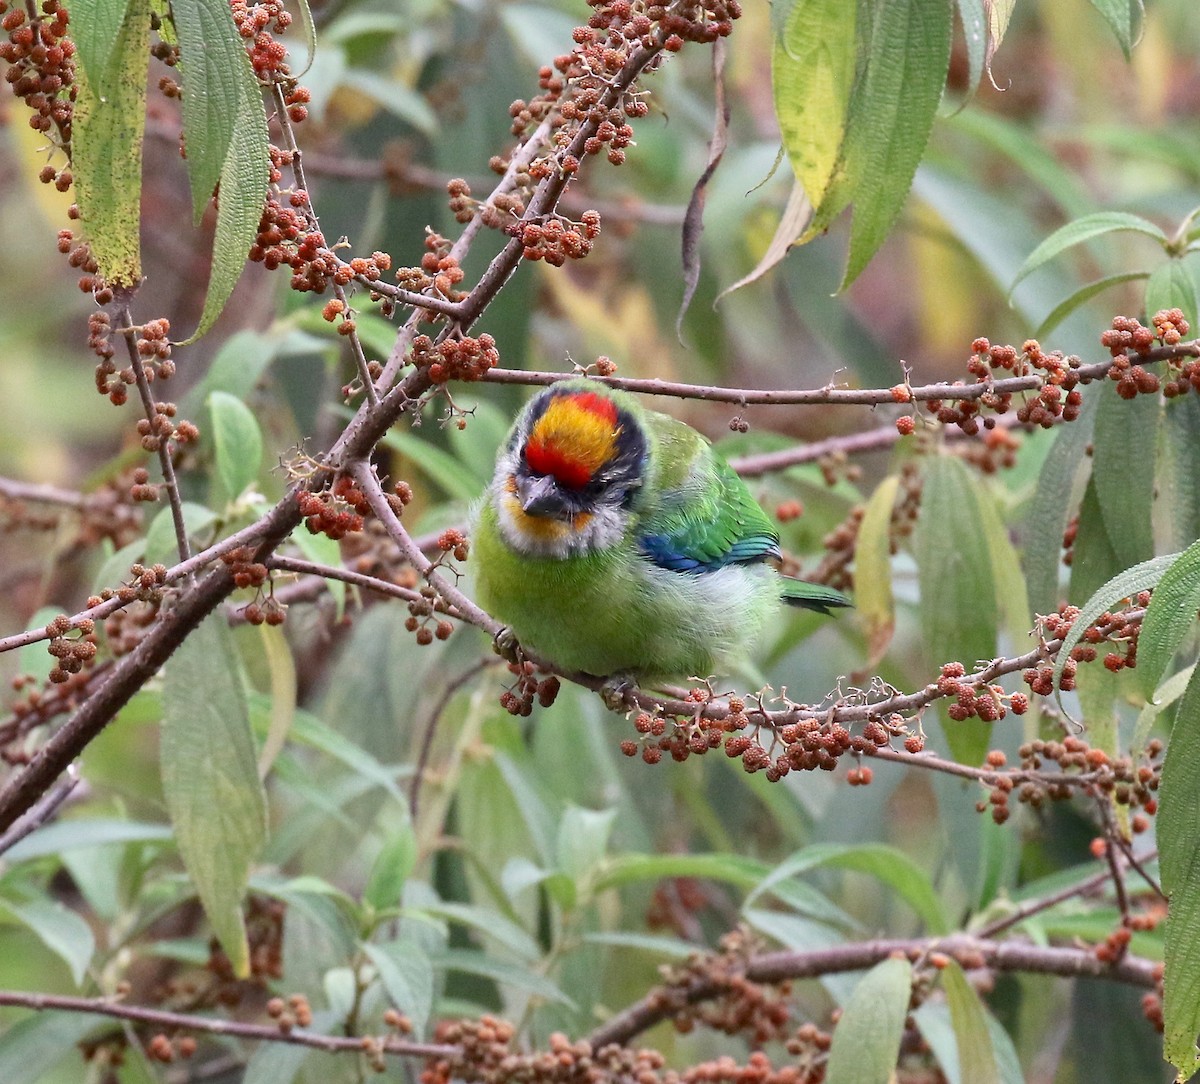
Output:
top-left (524, 391), bottom-right (621, 489)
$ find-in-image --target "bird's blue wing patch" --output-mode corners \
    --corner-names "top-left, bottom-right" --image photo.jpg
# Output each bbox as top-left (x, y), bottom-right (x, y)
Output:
top-left (640, 528), bottom-right (780, 574)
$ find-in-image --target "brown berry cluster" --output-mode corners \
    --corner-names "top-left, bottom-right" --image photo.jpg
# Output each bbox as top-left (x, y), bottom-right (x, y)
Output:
top-left (250, 189), bottom-right (391, 295)
top-left (815, 461), bottom-right (921, 593)
top-left (229, 0), bottom-right (297, 92)
top-left (515, 211), bottom-right (601, 266)
top-left (206, 895), bottom-right (286, 993)
top-left (936, 662), bottom-right (1027, 725)
top-left (1, 0), bottom-right (75, 147)
top-left (410, 333), bottom-right (500, 384)
top-left (299, 476), bottom-right (370, 540)
top-left (44, 614), bottom-right (97, 684)
top-left (103, 598), bottom-right (161, 657)
top-left (265, 993), bottom-right (314, 1032)
top-left (415, 234), bottom-right (466, 299)
top-left (499, 661), bottom-right (560, 715)
top-left (1100, 312), bottom-right (1192, 400)
top-left (653, 929), bottom-right (790, 1046)
top-left (973, 735), bottom-right (1163, 826)
top-left (56, 225), bottom-right (108, 302)
top-left (145, 1034), bottom-right (198, 1064)
top-left (435, 527), bottom-right (470, 564)
top-left (405, 584), bottom-right (455, 648)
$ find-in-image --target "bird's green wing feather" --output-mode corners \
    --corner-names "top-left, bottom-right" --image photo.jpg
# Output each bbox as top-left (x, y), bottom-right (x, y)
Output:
top-left (637, 417), bottom-right (780, 572)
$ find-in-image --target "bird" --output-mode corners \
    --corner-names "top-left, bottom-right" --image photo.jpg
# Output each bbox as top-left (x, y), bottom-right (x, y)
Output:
top-left (471, 379), bottom-right (849, 684)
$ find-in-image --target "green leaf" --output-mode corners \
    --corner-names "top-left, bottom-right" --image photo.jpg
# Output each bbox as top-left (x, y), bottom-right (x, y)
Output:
top-left (913, 455), bottom-right (997, 764)
top-left (1146, 257), bottom-right (1200, 335)
top-left (1159, 395), bottom-right (1200, 552)
top-left (419, 901), bottom-right (540, 961)
top-left (256, 623), bottom-right (296, 779)
top-left (208, 390), bottom-right (264, 500)
top-left (1, 819), bottom-right (172, 862)
top-left (745, 842), bottom-right (949, 935)
top-left (0, 892), bottom-right (95, 985)
top-left (824, 956), bottom-right (912, 1084)
top-left (431, 947), bottom-right (575, 1007)
top-left (595, 852), bottom-right (770, 893)
top-left (362, 937), bottom-right (435, 1037)
top-left (580, 930), bottom-right (697, 959)
top-left (382, 428), bottom-right (487, 503)
top-left (1069, 476), bottom-right (1122, 611)
top-left (1010, 212), bottom-right (1167, 298)
top-left (363, 824), bottom-right (417, 914)
top-left (772, 0), bottom-right (856, 208)
top-left (555, 805), bottom-right (617, 883)
top-left (955, 0), bottom-right (986, 95)
top-left (172, 0), bottom-right (245, 221)
top-left (942, 959), bottom-right (1001, 1084)
top-left (1138, 539), bottom-right (1200, 702)
top-left (143, 501), bottom-right (217, 567)
top-left (69, 0), bottom-right (133, 94)
top-left (854, 474), bottom-right (900, 665)
top-left (287, 525), bottom-right (346, 617)
top-left (173, 0), bottom-right (271, 342)
top-left (1092, 382), bottom-right (1158, 570)
top-left (976, 484), bottom-right (1031, 657)
top-left (1158, 664), bottom-right (1200, 1077)
top-left (1132, 662), bottom-right (1194, 754)
top-left (143, 501), bottom-right (218, 566)
top-left (838, 0), bottom-right (954, 288)
top-left (184, 328), bottom-right (281, 415)
top-left (1087, 0), bottom-right (1138, 58)
top-left (1033, 271), bottom-right (1150, 339)
top-left (162, 613), bottom-right (268, 977)
top-left (1052, 553), bottom-right (1179, 709)
top-left (0, 1012), bottom-right (100, 1084)
top-left (72, 0), bottom-right (151, 286)
top-left (1020, 385), bottom-right (1093, 613)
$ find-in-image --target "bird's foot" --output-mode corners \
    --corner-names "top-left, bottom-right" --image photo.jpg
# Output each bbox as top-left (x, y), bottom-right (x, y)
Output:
top-left (599, 674), bottom-right (637, 713)
top-left (492, 626), bottom-right (521, 663)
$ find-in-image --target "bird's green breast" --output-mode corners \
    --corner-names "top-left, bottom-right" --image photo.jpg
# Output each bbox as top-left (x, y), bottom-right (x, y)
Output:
top-left (472, 499), bottom-right (780, 679)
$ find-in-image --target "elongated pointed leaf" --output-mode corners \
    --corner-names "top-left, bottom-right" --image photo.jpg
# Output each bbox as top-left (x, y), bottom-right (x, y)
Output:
top-left (772, 0), bottom-right (856, 207)
top-left (1160, 395), bottom-right (1200, 553)
top-left (839, 0), bottom-right (954, 288)
top-left (1145, 256), bottom-right (1200, 334)
top-left (825, 956), bottom-right (912, 1084)
top-left (69, 0), bottom-right (133, 93)
top-left (363, 937), bottom-right (434, 1037)
top-left (1087, 0), bottom-right (1138, 58)
top-left (72, 0), bottom-right (152, 286)
top-left (1159, 665), bottom-right (1200, 1077)
top-left (1034, 271), bottom-right (1150, 339)
top-left (1010, 212), bottom-right (1167, 297)
top-left (1052, 553), bottom-right (1179, 704)
top-left (854, 474), bottom-right (901, 666)
top-left (172, 0), bottom-right (271, 341)
top-left (942, 959), bottom-right (1001, 1084)
top-left (162, 614), bottom-right (268, 977)
top-left (208, 390), bottom-right (264, 501)
top-left (1138, 539), bottom-right (1200, 702)
top-left (914, 455), bottom-right (997, 764)
top-left (1092, 382), bottom-right (1158, 570)
top-left (956, 0), bottom-right (986, 94)
top-left (0, 894), bottom-right (95, 985)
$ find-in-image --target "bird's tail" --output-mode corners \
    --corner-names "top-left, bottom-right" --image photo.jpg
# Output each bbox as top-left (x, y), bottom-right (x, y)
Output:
top-left (780, 580), bottom-right (852, 615)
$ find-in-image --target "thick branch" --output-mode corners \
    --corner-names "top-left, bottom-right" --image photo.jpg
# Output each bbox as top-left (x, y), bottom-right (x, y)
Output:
top-left (587, 936), bottom-right (1159, 1049)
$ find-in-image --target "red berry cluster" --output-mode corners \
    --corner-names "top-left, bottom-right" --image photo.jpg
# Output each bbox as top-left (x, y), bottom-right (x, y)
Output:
top-left (145, 1035), bottom-right (198, 1064)
top-left (410, 333), bottom-right (500, 383)
top-left (515, 211), bottom-right (601, 266)
top-left (250, 191), bottom-right (391, 296)
top-left (0, 0), bottom-right (75, 147)
top-left (229, 0), bottom-right (293, 83)
top-left (936, 661), bottom-right (1027, 724)
top-left (299, 476), bottom-right (369, 540)
top-left (56, 225), bottom-right (107, 301)
top-left (1099, 312), bottom-right (1192, 399)
top-left (404, 582), bottom-right (455, 647)
top-left (499, 661), bottom-right (560, 715)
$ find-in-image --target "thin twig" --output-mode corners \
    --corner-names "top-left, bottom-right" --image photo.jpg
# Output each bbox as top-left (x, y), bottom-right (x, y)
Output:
top-left (0, 764), bottom-right (79, 856)
top-left (0, 989), bottom-right (454, 1059)
top-left (114, 301), bottom-right (191, 564)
